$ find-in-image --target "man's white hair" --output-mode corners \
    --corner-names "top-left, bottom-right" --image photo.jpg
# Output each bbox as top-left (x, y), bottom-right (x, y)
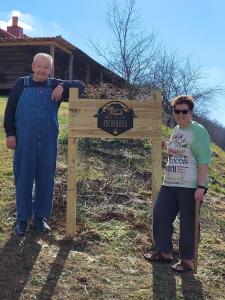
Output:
top-left (33, 53), bottom-right (53, 66)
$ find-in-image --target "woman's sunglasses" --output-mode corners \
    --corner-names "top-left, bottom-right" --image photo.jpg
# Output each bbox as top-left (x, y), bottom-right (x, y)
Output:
top-left (173, 109), bottom-right (190, 115)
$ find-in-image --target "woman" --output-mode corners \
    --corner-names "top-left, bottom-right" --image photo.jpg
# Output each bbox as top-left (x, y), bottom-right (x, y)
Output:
top-left (144, 95), bottom-right (211, 272)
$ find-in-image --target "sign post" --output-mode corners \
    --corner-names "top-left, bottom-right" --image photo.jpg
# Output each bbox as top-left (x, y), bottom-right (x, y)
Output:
top-left (66, 88), bottom-right (162, 237)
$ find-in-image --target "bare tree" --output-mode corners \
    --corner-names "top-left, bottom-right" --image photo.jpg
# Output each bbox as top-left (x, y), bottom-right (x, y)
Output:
top-left (147, 51), bottom-right (223, 115)
top-left (89, 0), bottom-right (224, 115)
top-left (89, 0), bottom-right (161, 99)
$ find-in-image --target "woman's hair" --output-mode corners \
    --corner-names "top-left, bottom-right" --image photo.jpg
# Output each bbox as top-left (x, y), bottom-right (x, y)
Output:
top-left (171, 95), bottom-right (194, 111)
top-left (33, 53), bottom-right (53, 66)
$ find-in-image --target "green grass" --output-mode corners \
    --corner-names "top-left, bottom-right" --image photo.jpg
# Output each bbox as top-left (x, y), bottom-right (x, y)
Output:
top-left (209, 144), bottom-right (225, 195)
top-left (161, 123), bottom-right (172, 138)
top-left (0, 98), bottom-right (15, 240)
top-left (0, 99), bottom-right (225, 300)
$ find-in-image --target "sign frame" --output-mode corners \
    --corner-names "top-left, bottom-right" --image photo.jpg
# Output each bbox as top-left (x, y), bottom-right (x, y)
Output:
top-left (66, 88), bottom-right (162, 236)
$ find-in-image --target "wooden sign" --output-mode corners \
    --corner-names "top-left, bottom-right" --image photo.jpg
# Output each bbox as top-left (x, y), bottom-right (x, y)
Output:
top-left (66, 88), bottom-right (162, 236)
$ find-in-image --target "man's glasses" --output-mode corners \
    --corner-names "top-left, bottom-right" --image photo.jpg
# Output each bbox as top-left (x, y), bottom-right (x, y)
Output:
top-left (173, 109), bottom-right (190, 115)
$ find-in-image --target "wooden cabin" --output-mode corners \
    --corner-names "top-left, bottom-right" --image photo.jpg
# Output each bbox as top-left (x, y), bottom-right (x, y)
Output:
top-left (0, 16), bottom-right (124, 93)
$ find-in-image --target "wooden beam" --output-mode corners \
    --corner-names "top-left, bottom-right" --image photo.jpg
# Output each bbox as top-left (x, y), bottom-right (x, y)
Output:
top-left (150, 89), bottom-right (162, 245)
top-left (50, 44), bottom-right (55, 77)
top-left (151, 138), bottom-right (162, 204)
top-left (0, 40), bottom-right (72, 54)
top-left (52, 41), bottom-right (72, 55)
top-left (100, 71), bottom-right (103, 83)
top-left (67, 98), bottom-right (161, 139)
top-left (69, 54), bottom-right (74, 80)
top-left (151, 89), bottom-right (162, 202)
top-left (86, 64), bottom-right (90, 84)
top-left (0, 40), bottom-right (54, 47)
top-left (66, 88), bottom-right (79, 236)
top-left (0, 83), bottom-right (12, 89)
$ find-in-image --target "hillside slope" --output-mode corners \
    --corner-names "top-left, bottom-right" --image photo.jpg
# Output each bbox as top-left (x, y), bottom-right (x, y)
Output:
top-left (0, 99), bottom-right (224, 300)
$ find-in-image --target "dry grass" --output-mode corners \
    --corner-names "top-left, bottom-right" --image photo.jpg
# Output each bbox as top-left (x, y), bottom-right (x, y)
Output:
top-left (0, 99), bottom-right (224, 300)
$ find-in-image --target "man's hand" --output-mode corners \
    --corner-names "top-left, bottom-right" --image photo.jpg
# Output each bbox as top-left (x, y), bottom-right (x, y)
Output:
top-left (51, 84), bottom-right (64, 101)
top-left (6, 136), bottom-right (16, 150)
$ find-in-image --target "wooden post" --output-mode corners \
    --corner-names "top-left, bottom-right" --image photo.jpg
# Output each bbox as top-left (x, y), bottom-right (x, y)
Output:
top-left (86, 64), bottom-right (90, 84)
top-left (151, 89), bottom-right (162, 205)
top-left (151, 138), bottom-right (162, 204)
top-left (66, 88), bottom-right (79, 236)
top-left (99, 71), bottom-right (103, 83)
top-left (69, 54), bottom-right (74, 80)
top-left (151, 138), bottom-right (162, 245)
top-left (50, 44), bottom-right (55, 77)
top-left (151, 89), bottom-right (162, 244)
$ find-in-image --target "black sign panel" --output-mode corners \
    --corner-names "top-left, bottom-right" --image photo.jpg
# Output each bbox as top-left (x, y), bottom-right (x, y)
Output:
top-left (94, 101), bottom-right (136, 136)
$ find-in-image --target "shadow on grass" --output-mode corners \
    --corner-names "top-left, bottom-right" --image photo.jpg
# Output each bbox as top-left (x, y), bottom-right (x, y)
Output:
top-left (35, 238), bottom-right (73, 300)
top-left (180, 272), bottom-right (203, 300)
top-left (0, 228), bottom-right (88, 300)
top-left (152, 263), bottom-right (176, 300)
top-left (152, 262), bottom-right (203, 300)
top-left (0, 231), bottom-right (41, 300)
top-left (36, 234), bottom-right (88, 300)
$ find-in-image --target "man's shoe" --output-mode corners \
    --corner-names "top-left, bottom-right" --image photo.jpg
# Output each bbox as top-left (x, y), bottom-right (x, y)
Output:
top-left (33, 217), bottom-right (50, 233)
top-left (14, 221), bottom-right (28, 236)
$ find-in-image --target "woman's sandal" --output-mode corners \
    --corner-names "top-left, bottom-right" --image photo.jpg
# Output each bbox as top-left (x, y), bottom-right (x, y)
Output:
top-left (172, 261), bottom-right (193, 273)
top-left (144, 251), bottom-right (173, 263)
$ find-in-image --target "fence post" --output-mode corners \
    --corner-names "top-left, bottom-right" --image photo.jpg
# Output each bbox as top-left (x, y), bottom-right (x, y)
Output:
top-left (66, 88), bottom-right (79, 236)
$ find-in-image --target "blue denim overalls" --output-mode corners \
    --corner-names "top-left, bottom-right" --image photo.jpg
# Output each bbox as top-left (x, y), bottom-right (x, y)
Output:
top-left (14, 76), bottom-right (59, 221)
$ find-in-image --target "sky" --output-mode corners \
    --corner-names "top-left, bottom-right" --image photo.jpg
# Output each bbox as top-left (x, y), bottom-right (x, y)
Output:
top-left (1, 0), bottom-right (225, 126)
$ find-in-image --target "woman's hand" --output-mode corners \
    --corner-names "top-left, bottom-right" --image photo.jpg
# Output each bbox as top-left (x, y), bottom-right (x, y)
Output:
top-left (162, 138), bottom-right (169, 149)
top-left (194, 187), bottom-right (205, 202)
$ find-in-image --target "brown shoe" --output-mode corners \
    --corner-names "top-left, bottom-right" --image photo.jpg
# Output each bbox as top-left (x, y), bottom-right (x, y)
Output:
top-left (172, 261), bottom-right (193, 273)
top-left (144, 251), bottom-right (172, 263)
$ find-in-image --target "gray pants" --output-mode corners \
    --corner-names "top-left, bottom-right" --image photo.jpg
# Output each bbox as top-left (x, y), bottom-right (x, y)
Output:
top-left (153, 185), bottom-right (196, 259)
